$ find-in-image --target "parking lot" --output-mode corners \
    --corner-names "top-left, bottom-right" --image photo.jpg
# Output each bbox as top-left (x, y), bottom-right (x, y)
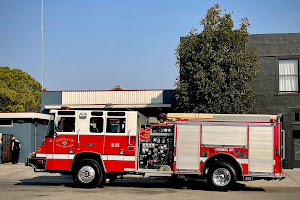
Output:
top-left (0, 163), bottom-right (300, 200)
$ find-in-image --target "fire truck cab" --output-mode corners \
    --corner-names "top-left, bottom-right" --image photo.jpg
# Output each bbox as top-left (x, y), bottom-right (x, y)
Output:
top-left (27, 110), bottom-right (284, 190)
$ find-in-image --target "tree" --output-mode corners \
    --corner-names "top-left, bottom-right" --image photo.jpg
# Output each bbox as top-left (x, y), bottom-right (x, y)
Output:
top-left (0, 66), bottom-right (43, 112)
top-left (175, 4), bottom-right (259, 114)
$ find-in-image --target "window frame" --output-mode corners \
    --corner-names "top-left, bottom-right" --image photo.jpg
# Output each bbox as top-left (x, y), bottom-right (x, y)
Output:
top-left (277, 58), bottom-right (300, 93)
top-left (57, 116), bottom-right (76, 133)
top-left (0, 119), bottom-right (13, 127)
top-left (106, 117), bottom-right (126, 134)
top-left (291, 109), bottom-right (300, 125)
top-left (89, 117), bottom-right (104, 133)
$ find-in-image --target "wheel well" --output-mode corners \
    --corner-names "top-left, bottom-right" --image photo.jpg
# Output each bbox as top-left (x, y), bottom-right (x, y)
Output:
top-left (70, 152), bottom-right (106, 173)
top-left (202, 153), bottom-right (243, 180)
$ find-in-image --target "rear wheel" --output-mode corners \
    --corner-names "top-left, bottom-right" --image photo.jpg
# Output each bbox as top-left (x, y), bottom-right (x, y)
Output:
top-left (73, 159), bottom-right (104, 188)
top-left (207, 162), bottom-right (237, 191)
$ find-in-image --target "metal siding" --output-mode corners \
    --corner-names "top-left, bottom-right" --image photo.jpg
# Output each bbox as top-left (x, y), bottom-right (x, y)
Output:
top-left (0, 123), bottom-right (32, 164)
top-left (0, 123), bottom-right (49, 164)
top-left (62, 91), bottom-right (164, 105)
top-left (32, 123), bottom-right (48, 152)
top-left (176, 124), bottom-right (200, 171)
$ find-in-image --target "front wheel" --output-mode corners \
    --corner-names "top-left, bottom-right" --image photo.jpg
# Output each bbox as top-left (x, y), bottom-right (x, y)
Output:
top-left (73, 159), bottom-right (104, 188)
top-left (207, 162), bottom-right (237, 191)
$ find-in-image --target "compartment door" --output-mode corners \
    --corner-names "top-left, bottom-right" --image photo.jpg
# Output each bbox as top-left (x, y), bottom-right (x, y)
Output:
top-left (249, 126), bottom-right (274, 175)
top-left (176, 124), bottom-right (200, 172)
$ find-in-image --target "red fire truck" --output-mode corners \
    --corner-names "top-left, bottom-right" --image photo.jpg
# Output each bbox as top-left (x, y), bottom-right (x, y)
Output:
top-left (27, 110), bottom-right (284, 190)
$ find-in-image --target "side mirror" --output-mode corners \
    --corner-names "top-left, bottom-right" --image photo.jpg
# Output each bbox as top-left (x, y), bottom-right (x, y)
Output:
top-left (54, 121), bottom-right (59, 130)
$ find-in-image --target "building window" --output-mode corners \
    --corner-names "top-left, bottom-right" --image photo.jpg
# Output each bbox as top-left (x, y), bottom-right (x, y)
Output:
top-left (296, 113), bottom-right (300, 122)
top-left (0, 119), bottom-right (12, 127)
top-left (90, 117), bottom-right (103, 133)
top-left (292, 110), bottom-right (300, 124)
top-left (279, 59), bottom-right (299, 92)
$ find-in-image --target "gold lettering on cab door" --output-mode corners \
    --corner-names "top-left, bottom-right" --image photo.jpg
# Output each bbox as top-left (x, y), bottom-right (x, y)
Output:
top-left (56, 138), bottom-right (74, 148)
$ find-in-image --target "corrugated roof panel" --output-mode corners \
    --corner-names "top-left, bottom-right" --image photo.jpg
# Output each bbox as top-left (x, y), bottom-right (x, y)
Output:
top-left (61, 90), bottom-right (164, 105)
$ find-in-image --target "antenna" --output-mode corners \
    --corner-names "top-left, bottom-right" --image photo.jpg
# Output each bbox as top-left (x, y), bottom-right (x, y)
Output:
top-left (41, 0), bottom-right (44, 90)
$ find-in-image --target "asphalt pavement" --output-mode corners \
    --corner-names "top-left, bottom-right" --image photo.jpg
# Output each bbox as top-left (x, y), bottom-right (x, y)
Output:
top-left (0, 163), bottom-right (299, 200)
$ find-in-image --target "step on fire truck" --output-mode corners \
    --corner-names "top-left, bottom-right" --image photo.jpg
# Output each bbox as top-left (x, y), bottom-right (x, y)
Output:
top-left (27, 109), bottom-right (284, 191)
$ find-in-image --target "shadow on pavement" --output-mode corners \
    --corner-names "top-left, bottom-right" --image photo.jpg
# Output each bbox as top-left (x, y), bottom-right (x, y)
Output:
top-left (109, 178), bottom-right (265, 192)
top-left (16, 175), bottom-right (75, 187)
top-left (16, 175), bottom-right (265, 192)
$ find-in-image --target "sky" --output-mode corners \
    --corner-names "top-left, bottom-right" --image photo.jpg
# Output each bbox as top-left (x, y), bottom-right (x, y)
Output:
top-left (1, 0), bottom-right (300, 91)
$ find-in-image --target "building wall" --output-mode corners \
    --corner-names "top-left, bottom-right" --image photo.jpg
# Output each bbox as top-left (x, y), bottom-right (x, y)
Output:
top-left (41, 90), bottom-right (176, 116)
top-left (0, 121), bottom-right (48, 164)
top-left (163, 90), bottom-right (176, 104)
top-left (62, 90), bottom-right (165, 104)
top-left (30, 123), bottom-right (48, 153)
top-left (0, 123), bottom-right (32, 164)
top-left (248, 33), bottom-right (300, 168)
top-left (41, 91), bottom-right (62, 111)
top-left (42, 90), bottom-right (176, 106)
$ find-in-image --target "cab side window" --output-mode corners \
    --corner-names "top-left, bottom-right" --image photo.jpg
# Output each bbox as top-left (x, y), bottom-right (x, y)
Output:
top-left (106, 118), bottom-right (126, 133)
top-left (90, 117), bottom-right (104, 133)
top-left (58, 117), bottom-right (75, 132)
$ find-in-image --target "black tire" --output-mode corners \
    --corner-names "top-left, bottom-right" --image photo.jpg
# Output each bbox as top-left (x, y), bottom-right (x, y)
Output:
top-left (207, 162), bottom-right (237, 191)
top-left (72, 159), bottom-right (104, 188)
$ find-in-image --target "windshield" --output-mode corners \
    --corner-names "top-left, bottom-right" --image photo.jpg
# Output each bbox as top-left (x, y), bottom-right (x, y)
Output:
top-left (46, 114), bottom-right (55, 137)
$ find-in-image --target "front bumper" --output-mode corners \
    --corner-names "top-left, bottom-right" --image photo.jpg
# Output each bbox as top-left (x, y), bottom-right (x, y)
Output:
top-left (26, 157), bottom-right (46, 172)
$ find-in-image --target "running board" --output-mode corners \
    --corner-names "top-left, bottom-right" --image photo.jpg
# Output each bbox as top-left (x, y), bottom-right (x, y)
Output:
top-left (144, 173), bottom-right (172, 177)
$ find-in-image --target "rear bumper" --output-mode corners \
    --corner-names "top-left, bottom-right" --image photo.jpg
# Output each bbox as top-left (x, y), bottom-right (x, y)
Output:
top-left (26, 157), bottom-right (46, 172)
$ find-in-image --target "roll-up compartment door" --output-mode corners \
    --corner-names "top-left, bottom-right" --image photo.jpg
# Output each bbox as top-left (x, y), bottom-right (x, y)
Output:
top-left (249, 126), bottom-right (274, 174)
top-left (176, 124), bottom-right (200, 171)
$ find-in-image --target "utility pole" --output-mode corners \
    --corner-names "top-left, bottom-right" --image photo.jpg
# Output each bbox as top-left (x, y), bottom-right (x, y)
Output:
top-left (41, 0), bottom-right (44, 89)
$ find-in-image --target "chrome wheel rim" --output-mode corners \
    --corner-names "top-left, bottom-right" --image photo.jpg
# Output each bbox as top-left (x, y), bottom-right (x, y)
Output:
top-left (78, 166), bottom-right (95, 183)
top-left (212, 168), bottom-right (231, 187)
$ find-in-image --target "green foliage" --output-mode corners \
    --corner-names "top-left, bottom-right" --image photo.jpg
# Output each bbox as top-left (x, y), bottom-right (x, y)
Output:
top-left (0, 66), bottom-right (43, 112)
top-left (175, 4), bottom-right (259, 114)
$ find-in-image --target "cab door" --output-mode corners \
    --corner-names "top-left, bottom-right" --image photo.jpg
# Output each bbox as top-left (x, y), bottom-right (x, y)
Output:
top-left (78, 111), bottom-right (105, 154)
top-left (53, 111), bottom-right (77, 154)
top-left (104, 112), bottom-right (129, 156)
top-left (51, 111), bottom-right (77, 170)
top-left (103, 112), bottom-right (138, 172)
